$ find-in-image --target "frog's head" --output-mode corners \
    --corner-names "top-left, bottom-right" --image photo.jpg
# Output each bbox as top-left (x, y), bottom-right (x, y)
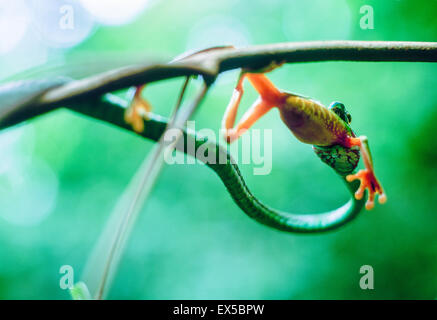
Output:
top-left (329, 102), bottom-right (352, 124)
top-left (314, 102), bottom-right (359, 175)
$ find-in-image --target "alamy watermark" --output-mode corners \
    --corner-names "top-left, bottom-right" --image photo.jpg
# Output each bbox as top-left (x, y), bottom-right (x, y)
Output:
top-left (162, 121), bottom-right (273, 176)
top-left (59, 264), bottom-right (74, 290)
top-left (59, 4), bottom-right (75, 30)
top-left (359, 265), bottom-right (374, 290)
top-left (360, 5), bottom-right (374, 30)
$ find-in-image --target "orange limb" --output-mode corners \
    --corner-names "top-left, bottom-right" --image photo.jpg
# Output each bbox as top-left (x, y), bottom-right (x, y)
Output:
top-left (222, 72), bottom-right (285, 143)
top-left (124, 85), bottom-right (152, 133)
top-left (345, 136), bottom-right (387, 210)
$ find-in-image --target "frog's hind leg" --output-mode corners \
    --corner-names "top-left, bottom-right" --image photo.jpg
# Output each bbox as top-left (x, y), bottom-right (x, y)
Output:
top-left (222, 72), bottom-right (285, 143)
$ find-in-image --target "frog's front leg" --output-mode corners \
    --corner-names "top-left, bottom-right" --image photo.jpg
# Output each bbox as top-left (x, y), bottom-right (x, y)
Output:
top-left (346, 136), bottom-right (387, 209)
top-left (124, 84), bottom-right (152, 133)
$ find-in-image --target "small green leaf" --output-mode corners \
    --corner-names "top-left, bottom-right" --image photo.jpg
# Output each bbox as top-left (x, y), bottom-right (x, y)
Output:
top-left (69, 281), bottom-right (92, 300)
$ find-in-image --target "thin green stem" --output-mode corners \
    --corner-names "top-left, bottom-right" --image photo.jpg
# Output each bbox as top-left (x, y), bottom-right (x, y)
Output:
top-left (1, 41), bottom-right (436, 131)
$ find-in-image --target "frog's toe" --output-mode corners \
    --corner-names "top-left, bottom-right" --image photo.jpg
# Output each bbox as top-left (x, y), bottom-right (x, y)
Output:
top-left (365, 191), bottom-right (375, 210)
top-left (378, 192), bottom-right (387, 204)
top-left (124, 97), bottom-right (152, 133)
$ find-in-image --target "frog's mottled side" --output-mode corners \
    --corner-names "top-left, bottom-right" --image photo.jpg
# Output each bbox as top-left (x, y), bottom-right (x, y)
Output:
top-left (313, 102), bottom-right (360, 176)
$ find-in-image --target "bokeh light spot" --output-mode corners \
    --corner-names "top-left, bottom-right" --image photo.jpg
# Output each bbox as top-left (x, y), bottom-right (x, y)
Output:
top-left (186, 15), bottom-right (251, 52)
top-left (0, 126), bottom-right (57, 227)
top-left (282, 0), bottom-right (351, 41)
top-left (29, 0), bottom-right (95, 48)
top-left (79, 0), bottom-right (149, 26)
top-left (0, 157), bottom-right (59, 226)
top-left (0, 0), bottom-right (30, 54)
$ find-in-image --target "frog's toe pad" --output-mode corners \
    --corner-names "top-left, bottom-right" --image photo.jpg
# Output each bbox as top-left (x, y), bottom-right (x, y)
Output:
top-left (346, 169), bottom-right (386, 210)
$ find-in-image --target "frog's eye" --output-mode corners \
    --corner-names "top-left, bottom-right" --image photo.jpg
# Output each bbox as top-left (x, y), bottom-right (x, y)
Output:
top-left (347, 113), bottom-right (352, 123)
top-left (330, 102), bottom-right (345, 111)
top-left (329, 102), bottom-right (349, 123)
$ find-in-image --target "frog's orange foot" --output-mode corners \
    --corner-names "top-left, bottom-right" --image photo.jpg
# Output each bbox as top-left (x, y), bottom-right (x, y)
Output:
top-left (346, 169), bottom-right (387, 210)
top-left (124, 87), bottom-right (152, 133)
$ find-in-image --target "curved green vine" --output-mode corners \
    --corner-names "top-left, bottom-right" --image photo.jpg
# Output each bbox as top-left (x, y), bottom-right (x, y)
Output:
top-left (70, 93), bottom-right (365, 233)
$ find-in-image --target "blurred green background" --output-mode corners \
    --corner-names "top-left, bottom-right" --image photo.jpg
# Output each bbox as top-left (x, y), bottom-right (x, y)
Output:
top-left (0, 0), bottom-right (437, 299)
